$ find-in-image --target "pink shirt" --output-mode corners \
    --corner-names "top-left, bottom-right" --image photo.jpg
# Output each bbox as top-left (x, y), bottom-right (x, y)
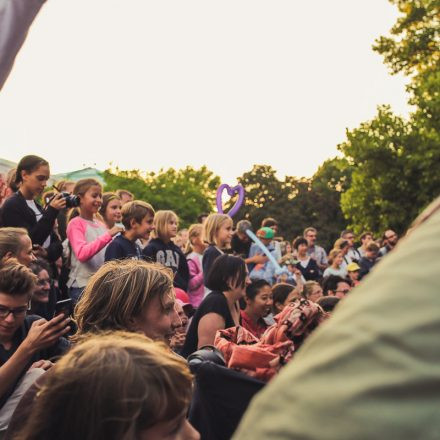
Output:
top-left (66, 216), bottom-right (112, 288)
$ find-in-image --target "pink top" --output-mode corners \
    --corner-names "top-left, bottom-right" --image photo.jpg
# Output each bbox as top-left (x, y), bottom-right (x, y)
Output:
top-left (187, 252), bottom-right (204, 307)
top-left (66, 216), bottom-right (112, 288)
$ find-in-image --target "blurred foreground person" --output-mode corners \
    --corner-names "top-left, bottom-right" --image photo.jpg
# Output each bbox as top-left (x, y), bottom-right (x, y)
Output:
top-left (233, 198), bottom-right (440, 440)
top-left (15, 332), bottom-right (199, 440)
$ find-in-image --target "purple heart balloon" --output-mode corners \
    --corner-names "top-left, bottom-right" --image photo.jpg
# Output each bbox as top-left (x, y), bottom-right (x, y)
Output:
top-left (216, 184), bottom-right (245, 218)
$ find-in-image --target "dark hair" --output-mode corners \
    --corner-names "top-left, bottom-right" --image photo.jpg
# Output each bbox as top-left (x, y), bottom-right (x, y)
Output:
top-left (29, 259), bottom-right (52, 278)
top-left (261, 217), bottom-right (278, 228)
top-left (205, 255), bottom-right (247, 292)
top-left (245, 279), bottom-right (270, 301)
top-left (15, 155), bottom-right (49, 185)
top-left (197, 213), bottom-right (209, 223)
top-left (272, 283), bottom-right (295, 306)
top-left (316, 296), bottom-right (340, 312)
top-left (322, 275), bottom-right (347, 295)
top-left (360, 231), bottom-right (373, 241)
top-left (293, 236), bottom-right (308, 250)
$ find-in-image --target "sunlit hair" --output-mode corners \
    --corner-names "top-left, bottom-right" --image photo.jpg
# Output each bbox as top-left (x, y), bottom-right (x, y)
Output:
top-left (151, 210), bottom-right (178, 242)
top-left (98, 192), bottom-right (121, 223)
top-left (202, 213), bottom-right (232, 247)
top-left (55, 180), bottom-right (75, 192)
top-left (334, 238), bottom-right (349, 250)
top-left (15, 331), bottom-right (193, 440)
top-left (115, 189), bottom-right (134, 200)
top-left (0, 227), bottom-right (29, 261)
top-left (328, 249), bottom-right (342, 265)
top-left (67, 178), bottom-right (102, 223)
top-left (120, 200), bottom-right (155, 230)
top-left (185, 223), bottom-right (203, 254)
top-left (73, 260), bottom-right (174, 342)
top-left (0, 258), bottom-right (36, 297)
top-left (303, 281), bottom-right (321, 299)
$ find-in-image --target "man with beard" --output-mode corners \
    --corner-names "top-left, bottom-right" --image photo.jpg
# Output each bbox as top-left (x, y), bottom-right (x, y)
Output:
top-left (380, 230), bottom-right (398, 256)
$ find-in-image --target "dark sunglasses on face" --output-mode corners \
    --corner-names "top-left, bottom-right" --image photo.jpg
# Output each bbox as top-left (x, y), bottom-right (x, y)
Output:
top-left (0, 306), bottom-right (28, 319)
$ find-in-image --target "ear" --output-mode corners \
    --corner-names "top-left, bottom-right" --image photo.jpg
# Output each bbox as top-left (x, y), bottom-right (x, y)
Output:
top-left (3, 251), bottom-right (13, 261)
top-left (130, 218), bottom-right (138, 229)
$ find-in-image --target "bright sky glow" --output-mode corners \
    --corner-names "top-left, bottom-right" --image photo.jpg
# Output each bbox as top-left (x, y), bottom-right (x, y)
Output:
top-left (0, 0), bottom-right (410, 182)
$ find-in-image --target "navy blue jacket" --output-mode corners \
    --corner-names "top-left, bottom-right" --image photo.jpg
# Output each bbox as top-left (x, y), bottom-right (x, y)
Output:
top-left (105, 235), bottom-right (143, 262)
top-left (143, 238), bottom-right (189, 291)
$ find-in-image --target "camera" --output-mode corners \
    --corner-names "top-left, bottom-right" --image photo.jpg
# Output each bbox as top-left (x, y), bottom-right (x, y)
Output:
top-left (59, 191), bottom-right (80, 208)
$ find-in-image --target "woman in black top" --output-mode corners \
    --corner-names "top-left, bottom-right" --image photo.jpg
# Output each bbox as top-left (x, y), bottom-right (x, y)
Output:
top-left (182, 255), bottom-right (249, 358)
top-left (0, 155), bottom-right (66, 262)
top-left (293, 236), bottom-right (320, 282)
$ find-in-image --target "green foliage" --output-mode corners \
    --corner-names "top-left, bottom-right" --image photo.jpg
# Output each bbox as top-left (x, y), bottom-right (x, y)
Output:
top-left (233, 163), bottom-right (350, 251)
top-left (338, 0), bottom-right (440, 236)
top-left (373, 0), bottom-right (439, 76)
top-left (103, 166), bottom-right (220, 228)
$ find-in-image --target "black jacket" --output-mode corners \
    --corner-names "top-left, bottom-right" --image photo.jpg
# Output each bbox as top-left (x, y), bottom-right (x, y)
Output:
top-left (143, 238), bottom-right (189, 291)
top-left (0, 191), bottom-right (62, 262)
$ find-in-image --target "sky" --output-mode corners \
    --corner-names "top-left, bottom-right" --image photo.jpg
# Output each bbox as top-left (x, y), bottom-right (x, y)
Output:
top-left (0, 0), bottom-right (411, 183)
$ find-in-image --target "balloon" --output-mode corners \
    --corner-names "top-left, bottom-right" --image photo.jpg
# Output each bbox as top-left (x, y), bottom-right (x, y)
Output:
top-left (246, 230), bottom-right (288, 276)
top-left (216, 183), bottom-right (245, 218)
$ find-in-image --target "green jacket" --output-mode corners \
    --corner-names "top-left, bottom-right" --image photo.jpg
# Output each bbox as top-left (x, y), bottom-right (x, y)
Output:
top-left (234, 201), bottom-right (440, 440)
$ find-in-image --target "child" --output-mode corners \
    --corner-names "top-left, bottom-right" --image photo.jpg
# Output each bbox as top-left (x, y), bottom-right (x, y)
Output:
top-left (359, 242), bottom-right (380, 280)
top-left (248, 227), bottom-right (278, 284)
top-left (201, 213), bottom-right (233, 283)
top-left (346, 262), bottom-right (361, 286)
top-left (185, 223), bottom-right (206, 307)
top-left (66, 179), bottom-right (123, 304)
top-left (99, 192), bottom-right (122, 230)
top-left (105, 200), bottom-right (155, 261)
top-left (143, 210), bottom-right (189, 291)
top-left (15, 332), bottom-right (199, 440)
top-left (323, 249), bottom-right (348, 278)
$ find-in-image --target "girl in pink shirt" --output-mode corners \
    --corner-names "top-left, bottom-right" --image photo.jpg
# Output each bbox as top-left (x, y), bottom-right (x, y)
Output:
top-left (66, 179), bottom-right (123, 304)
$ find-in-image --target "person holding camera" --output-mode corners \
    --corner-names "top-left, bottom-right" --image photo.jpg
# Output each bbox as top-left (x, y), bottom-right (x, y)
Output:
top-left (0, 155), bottom-right (65, 263)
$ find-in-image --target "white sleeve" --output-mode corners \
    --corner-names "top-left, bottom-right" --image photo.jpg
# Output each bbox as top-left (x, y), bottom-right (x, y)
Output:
top-left (0, 0), bottom-right (46, 90)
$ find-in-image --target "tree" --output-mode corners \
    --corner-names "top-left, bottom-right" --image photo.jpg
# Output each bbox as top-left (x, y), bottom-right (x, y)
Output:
top-left (103, 166), bottom-right (220, 227)
top-left (338, 0), bottom-right (440, 235)
top-left (234, 163), bottom-right (350, 251)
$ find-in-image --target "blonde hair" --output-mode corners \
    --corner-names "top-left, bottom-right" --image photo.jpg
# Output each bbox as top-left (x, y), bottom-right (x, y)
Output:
top-left (303, 281), bottom-right (321, 299)
top-left (73, 260), bottom-right (174, 342)
top-left (121, 200), bottom-right (155, 230)
top-left (328, 249), bottom-right (342, 265)
top-left (152, 210), bottom-right (178, 241)
top-left (0, 258), bottom-right (36, 297)
top-left (98, 192), bottom-right (121, 221)
top-left (0, 227), bottom-right (29, 261)
top-left (15, 331), bottom-right (193, 440)
top-left (185, 223), bottom-right (203, 254)
top-left (202, 213), bottom-right (231, 247)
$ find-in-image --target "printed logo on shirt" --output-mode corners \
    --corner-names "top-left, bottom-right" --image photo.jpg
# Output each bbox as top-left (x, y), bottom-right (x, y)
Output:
top-left (156, 250), bottom-right (179, 270)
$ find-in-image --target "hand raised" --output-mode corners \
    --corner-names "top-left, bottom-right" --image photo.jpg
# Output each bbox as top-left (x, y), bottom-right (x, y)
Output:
top-left (23, 314), bottom-right (70, 353)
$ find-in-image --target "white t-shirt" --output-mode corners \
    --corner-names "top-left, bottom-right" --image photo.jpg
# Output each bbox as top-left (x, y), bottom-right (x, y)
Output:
top-left (26, 199), bottom-right (51, 248)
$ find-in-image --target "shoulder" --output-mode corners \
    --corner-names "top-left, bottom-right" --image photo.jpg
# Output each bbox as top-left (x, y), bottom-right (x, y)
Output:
top-left (2, 192), bottom-right (24, 209)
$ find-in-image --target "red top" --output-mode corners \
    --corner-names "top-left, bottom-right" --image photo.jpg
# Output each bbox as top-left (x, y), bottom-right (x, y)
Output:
top-left (240, 310), bottom-right (268, 339)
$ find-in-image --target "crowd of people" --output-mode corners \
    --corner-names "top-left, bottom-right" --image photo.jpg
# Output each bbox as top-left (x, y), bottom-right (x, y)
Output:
top-left (0, 154), bottom-right (402, 439)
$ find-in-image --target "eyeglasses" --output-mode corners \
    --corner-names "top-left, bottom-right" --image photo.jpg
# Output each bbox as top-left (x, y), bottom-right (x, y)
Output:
top-left (386, 234), bottom-right (397, 240)
top-left (0, 306), bottom-right (28, 319)
top-left (336, 289), bottom-right (350, 295)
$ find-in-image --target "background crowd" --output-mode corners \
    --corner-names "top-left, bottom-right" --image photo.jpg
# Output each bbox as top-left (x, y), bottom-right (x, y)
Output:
top-left (0, 154), bottom-right (405, 439)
